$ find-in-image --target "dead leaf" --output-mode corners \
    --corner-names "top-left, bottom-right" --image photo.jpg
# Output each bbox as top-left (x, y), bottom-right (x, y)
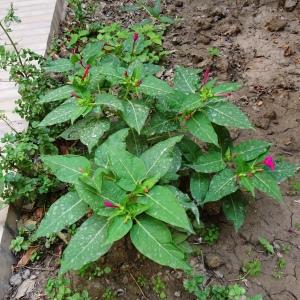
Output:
top-left (17, 247), bottom-right (38, 268)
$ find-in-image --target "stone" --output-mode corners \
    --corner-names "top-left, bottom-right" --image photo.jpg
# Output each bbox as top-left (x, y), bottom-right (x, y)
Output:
top-left (266, 17), bottom-right (287, 32)
top-left (174, 291), bottom-right (181, 297)
top-left (205, 254), bottom-right (223, 269)
top-left (15, 279), bottom-right (35, 299)
top-left (9, 273), bottom-right (22, 286)
top-left (284, 0), bottom-right (298, 11)
top-left (22, 269), bottom-right (31, 280)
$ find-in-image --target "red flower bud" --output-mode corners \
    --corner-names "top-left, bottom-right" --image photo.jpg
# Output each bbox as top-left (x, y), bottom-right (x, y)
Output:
top-left (124, 71), bottom-right (129, 78)
top-left (263, 155), bottom-right (276, 171)
top-left (82, 64), bottom-right (91, 80)
top-left (104, 201), bottom-right (119, 208)
top-left (133, 32), bottom-right (139, 42)
top-left (202, 68), bottom-right (210, 85)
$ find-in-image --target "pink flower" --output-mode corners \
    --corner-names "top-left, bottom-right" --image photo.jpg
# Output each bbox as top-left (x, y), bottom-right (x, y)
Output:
top-left (104, 201), bottom-right (119, 208)
top-left (202, 68), bottom-right (210, 85)
top-left (133, 32), bottom-right (139, 42)
top-left (263, 155), bottom-right (276, 171)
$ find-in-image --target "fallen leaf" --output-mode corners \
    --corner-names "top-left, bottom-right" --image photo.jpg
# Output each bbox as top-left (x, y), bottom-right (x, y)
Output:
top-left (17, 247), bottom-right (38, 268)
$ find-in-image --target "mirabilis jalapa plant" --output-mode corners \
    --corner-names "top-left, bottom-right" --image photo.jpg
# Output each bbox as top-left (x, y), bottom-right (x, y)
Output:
top-left (34, 32), bottom-right (297, 274)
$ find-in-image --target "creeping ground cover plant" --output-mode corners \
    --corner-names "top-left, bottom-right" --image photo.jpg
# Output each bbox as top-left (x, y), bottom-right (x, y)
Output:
top-left (33, 30), bottom-right (298, 275)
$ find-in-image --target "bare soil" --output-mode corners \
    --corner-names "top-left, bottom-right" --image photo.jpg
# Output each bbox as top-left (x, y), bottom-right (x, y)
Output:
top-left (6, 0), bottom-right (300, 299)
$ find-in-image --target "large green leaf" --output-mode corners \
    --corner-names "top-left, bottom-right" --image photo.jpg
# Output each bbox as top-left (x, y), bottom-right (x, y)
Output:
top-left (42, 155), bottom-right (91, 184)
top-left (251, 172), bottom-right (282, 202)
top-left (39, 86), bottom-right (74, 103)
top-left (122, 100), bottom-right (149, 134)
top-left (142, 185), bottom-right (192, 232)
top-left (130, 216), bottom-right (191, 271)
top-left (93, 63), bottom-right (125, 84)
top-left (233, 140), bottom-right (271, 161)
top-left (106, 216), bottom-right (133, 243)
top-left (60, 216), bottom-right (112, 274)
top-left (95, 128), bottom-right (129, 168)
top-left (267, 160), bottom-right (298, 183)
top-left (205, 101), bottom-right (252, 129)
top-left (139, 75), bottom-right (173, 97)
top-left (174, 66), bottom-right (200, 94)
top-left (34, 192), bottom-right (88, 238)
top-left (222, 193), bottom-right (247, 231)
top-left (82, 41), bottom-right (104, 63)
top-left (140, 136), bottom-right (182, 179)
top-left (190, 173), bottom-right (210, 205)
top-left (39, 100), bottom-right (78, 127)
top-left (95, 93), bottom-right (124, 111)
top-left (212, 82), bottom-right (241, 94)
top-left (44, 58), bottom-right (73, 73)
top-left (186, 112), bottom-right (219, 146)
top-left (109, 149), bottom-right (146, 191)
top-left (205, 168), bottom-right (238, 203)
top-left (191, 151), bottom-right (226, 173)
top-left (179, 137), bottom-right (202, 163)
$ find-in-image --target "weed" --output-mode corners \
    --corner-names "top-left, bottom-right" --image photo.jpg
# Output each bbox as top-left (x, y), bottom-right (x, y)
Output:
top-left (258, 237), bottom-right (274, 254)
top-left (10, 236), bottom-right (30, 253)
top-left (152, 275), bottom-right (167, 299)
top-left (102, 288), bottom-right (115, 300)
top-left (208, 47), bottom-right (221, 57)
top-left (242, 259), bottom-right (262, 277)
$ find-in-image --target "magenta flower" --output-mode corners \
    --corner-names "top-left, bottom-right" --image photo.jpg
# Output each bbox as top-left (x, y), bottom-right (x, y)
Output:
top-left (104, 201), bottom-right (119, 208)
top-left (263, 155), bottom-right (276, 171)
top-left (202, 68), bottom-right (210, 85)
top-left (133, 32), bottom-right (139, 42)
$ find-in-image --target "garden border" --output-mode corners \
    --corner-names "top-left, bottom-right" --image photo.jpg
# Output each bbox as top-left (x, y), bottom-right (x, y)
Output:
top-left (0, 0), bottom-right (66, 298)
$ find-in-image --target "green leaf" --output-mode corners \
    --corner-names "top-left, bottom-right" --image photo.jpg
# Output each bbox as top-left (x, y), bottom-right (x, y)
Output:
top-left (222, 193), bottom-right (247, 231)
top-left (93, 63), bottom-right (125, 84)
top-left (205, 101), bottom-right (252, 129)
top-left (139, 76), bottom-right (173, 97)
top-left (191, 151), bottom-right (226, 173)
top-left (186, 112), bottom-right (219, 146)
top-left (60, 215), bottom-right (112, 274)
top-left (267, 160), bottom-right (298, 183)
top-left (178, 137), bottom-right (202, 163)
top-left (44, 58), bottom-right (73, 73)
top-left (82, 41), bottom-right (104, 63)
top-left (251, 172), bottom-right (282, 202)
top-left (190, 173), bottom-right (210, 205)
top-left (212, 82), bottom-right (241, 94)
top-left (42, 155), bottom-right (91, 184)
top-left (35, 192), bottom-right (88, 238)
top-left (205, 168), bottom-right (238, 204)
top-left (142, 185), bottom-right (192, 232)
top-left (174, 65), bottom-right (200, 94)
top-left (140, 136), bottom-right (183, 179)
top-left (106, 216), bottom-right (133, 243)
top-left (39, 86), bottom-right (74, 103)
top-left (239, 177), bottom-right (255, 197)
top-left (95, 128), bottom-right (129, 168)
top-left (122, 100), bottom-right (149, 134)
top-left (130, 216), bottom-right (191, 271)
top-left (78, 119), bottom-right (110, 152)
top-left (123, 33), bottom-right (146, 54)
top-left (143, 112), bottom-right (179, 136)
top-left (258, 237), bottom-right (274, 254)
top-left (109, 149), bottom-right (146, 191)
top-left (39, 101), bottom-right (78, 127)
top-left (233, 140), bottom-right (271, 161)
top-left (95, 93), bottom-right (124, 111)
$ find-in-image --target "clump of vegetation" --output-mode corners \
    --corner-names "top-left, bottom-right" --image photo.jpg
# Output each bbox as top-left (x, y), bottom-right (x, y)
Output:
top-left (242, 259), bottom-right (262, 277)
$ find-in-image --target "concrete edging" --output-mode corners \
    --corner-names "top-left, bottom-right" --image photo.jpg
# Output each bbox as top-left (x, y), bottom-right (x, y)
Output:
top-left (0, 1), bottom-right (66, 298)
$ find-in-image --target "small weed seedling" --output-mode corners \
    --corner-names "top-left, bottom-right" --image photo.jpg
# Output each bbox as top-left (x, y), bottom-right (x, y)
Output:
top-left (102, 288), bottom-right (116, 300)
top-left (258, 237), bottom-right (274, 254)
top-left (10, 236), bottom-right (30, 253)
top-left (272, 257), bottom-right (286, 279)
top-left (208, 47), bottom-right (221, 57)
top-left (152, 275), bottom-right (167, 299)
top-left (198, 224), bottom-right (220, 245)
top-left (242, 259), bottom-right (262, 277)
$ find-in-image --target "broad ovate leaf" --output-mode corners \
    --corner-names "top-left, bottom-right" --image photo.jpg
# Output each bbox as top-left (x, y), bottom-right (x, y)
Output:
top-left (186, 112), bottom-right (219, 146)
top-left (122, 100), bottom-right (149, 134)
top-left (39, 86), bottom-right (74, 103)
top-left (106, 216), bottom-right (133, 243)
top-left (222, 193), bottom-right (247, 231)
top-left (174, 65), bottom-right (200, 94)
top-left (190, 173), bottom-right (210, 205)
top-left (233, 140), bottom-right (271, 161)
top-left (143, 185), bottom-right (192, 232)
top-left (130, 216), bottom-right (191, 271)
top-left (191, 151), bottom-right (226, 173)
top-left (95, 93), bottom-right (124, 112)
top-left (140, 136), bottom-right (183, 179)
top-left (139, 75), bottom-right (173, 97)
top-left (251, 172), bottom-right (282, 202)
top-left (42, 155), bottom-right (91, 184)
top-left (204, 168), bottom-right (238, 204)
top-left (205, 101), bottom-right (252, 129)
top-left (60, 215), bottom-right (112, 274)
top-left (44, 58), bottom-right (73, 73)
top-left (95, 128), bottom-right (129, 168)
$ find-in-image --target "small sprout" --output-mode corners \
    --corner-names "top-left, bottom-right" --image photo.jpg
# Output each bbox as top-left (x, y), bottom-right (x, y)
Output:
top-left (242, 259), bottom-right (262, 277)
top-left (208, 47), bottom-right (221, 57)
top-left (258, 237), bottom-right (274, 254)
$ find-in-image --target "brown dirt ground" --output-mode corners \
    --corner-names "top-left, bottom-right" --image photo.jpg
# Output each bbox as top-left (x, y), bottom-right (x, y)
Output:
top-left (6, 0), bottom-right (300, 299)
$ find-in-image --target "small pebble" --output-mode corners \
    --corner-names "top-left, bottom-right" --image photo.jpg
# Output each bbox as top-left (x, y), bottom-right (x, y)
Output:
top-left (9, 273), bottom-right (22, 286)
